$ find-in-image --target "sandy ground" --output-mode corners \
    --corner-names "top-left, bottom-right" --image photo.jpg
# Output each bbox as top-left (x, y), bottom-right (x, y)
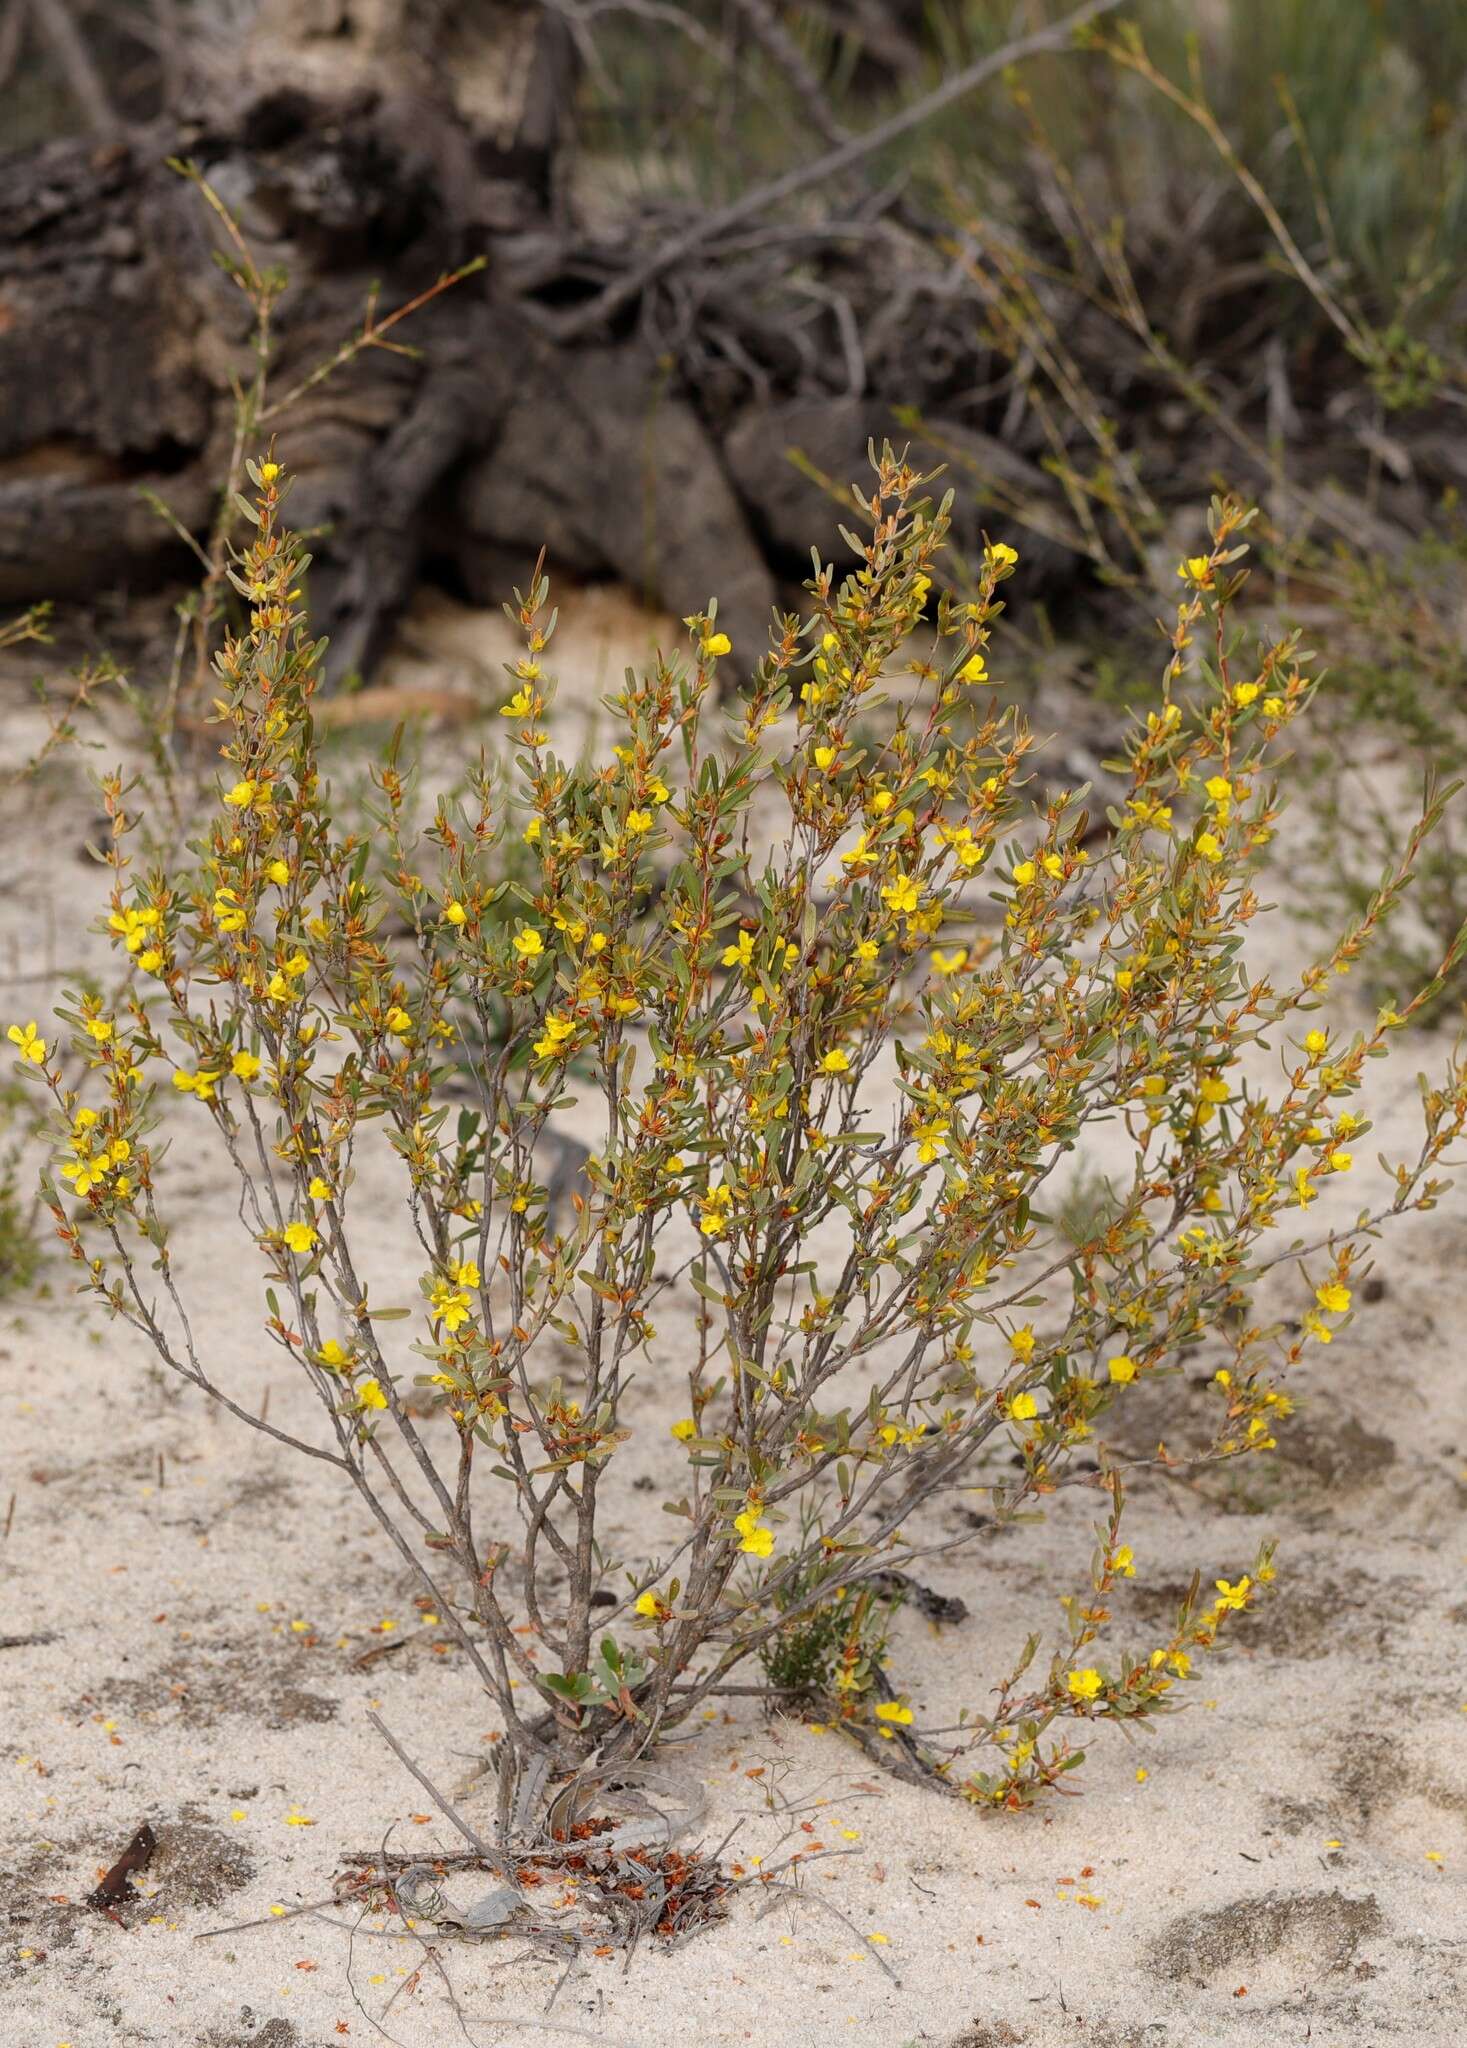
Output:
top-left (2, 587), bottom-right (1465, 2048)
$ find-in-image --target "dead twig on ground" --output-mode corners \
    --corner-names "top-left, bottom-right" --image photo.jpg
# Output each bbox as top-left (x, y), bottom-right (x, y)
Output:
top-left (367, 1710), bottom-right (491, 1857)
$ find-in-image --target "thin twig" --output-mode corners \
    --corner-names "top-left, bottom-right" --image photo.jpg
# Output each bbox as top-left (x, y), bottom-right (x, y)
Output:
top-left (0, 0), bottom-right (28, 93)
top-left (755, 1875), bottom-right (901, 1984)
top-left (550, 0), bottom-right (1124, 338)
top-left (367, 1710), bottom-right (491, 1856)
top-left (196, 1895), bottom-right (343, 1940)
top-left (727, 0), bottom-right (848, 150)
top-left (29, 0), bottom-right (115, 132)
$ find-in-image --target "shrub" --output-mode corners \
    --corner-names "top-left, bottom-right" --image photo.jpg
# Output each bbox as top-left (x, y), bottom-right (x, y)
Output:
top-left (14, 449), bottom-right (1467, 1814)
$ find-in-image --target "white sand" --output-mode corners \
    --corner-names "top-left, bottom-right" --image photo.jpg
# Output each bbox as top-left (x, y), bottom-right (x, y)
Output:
top-left (2, 593), bottom-right (1465, 2048)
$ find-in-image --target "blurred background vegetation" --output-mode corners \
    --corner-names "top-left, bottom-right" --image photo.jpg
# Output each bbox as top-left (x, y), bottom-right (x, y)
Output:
top-left (588, 0), bottom-right (1467, 340)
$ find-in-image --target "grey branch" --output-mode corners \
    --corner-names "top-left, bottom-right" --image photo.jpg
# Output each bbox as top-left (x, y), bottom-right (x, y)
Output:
top-left (29, 0), bottom-right (117, 133)
top-left (550, 0), bottom-right (1125, 339)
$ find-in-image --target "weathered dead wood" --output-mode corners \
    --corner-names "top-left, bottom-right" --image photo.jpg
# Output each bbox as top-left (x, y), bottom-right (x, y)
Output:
top-left (0, 0), bottom-right (1449, 688)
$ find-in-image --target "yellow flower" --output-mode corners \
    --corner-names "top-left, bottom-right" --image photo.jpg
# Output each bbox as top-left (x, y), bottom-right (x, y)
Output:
top-left (533, 1012), bottom-right (576, 1060)
top-left (1125, 796), bottom-right (1173, 834)
top-left (841, 832), bottom-right (875, 874)
top-left (931, 948), bottom-right (968, 976)
top-left (911, 1115), bottom-right (949, 1165)
top-left (231, 1049), bottom-right (261, 1081)
top-left (721, 930), bottom-right (755, 970)
top-left (1195, 831), bottom-right (1222, 863)
top-left (734, 1508), bottom-right (774, 1557)
top-left (259, 461), bottom-right (280, 483)
top-left (702, 632), bottom-right (732, 658)
top-left (524, 817), bottom-right (543, 844)
top-left (1012, 860), bottom-right (1036, 887)
top-left (512, 928), bottom-right (545, 959)
top-left (1107, 1354), bottom-right (1137, 1384)
top-left (429, 1280), bottom-right (474, 1332)
top-left (1204, 775), bottom-right (1232, 807)
top-left (499, 685), bottom-right (538, 721)
top-left (813, 746), bottom-right (836, 771)
top-left (1067, 1668), bottom-right (1103, 1700)
top-left (1315, 1281), bottom-right (1351, 1315)
top-left (1304, 1028), bottom-right (1329, 1057)
top-left (1213, 1575), bottom-right (1252, 1612)
top-left (173, 1067), bottom-right (219, 1101)
top-left (318, 1340), bottom-right (350, 1370)
top-left (1112, 1545), bottom-right (1135, 1578)
top-left (874, 1701), bottom-right (913, 1726)
top-left (357, 1377), bottom-right (389, 1412)
top-left (986, 541), bottom-right (1019, 569)
top-left (223, 778), bottom-right (257, 809)
top-left (1233, 682), bottom-right (1260, 707)
top-left (1178, 555), bottom-right (1213, 586)
top-left (881, 873), bottom-right (921, 917)
top-left (1009, 1392), bottom-right (1038, 1422)
top-left (108, 905), bottom-right (159, 954)
top-left (954, 837), bottom-right (987, 873)
top-left (266, 859), bottom-right (291, 886)
top-left (959, 653), bottom-right (989, 684)
top-left (308, 1176), bottom-right (332, 1201)
top-left (385, 1006), bottom-right (414, 1037)
top-left (626, 809), bottom-right (654, 834)
top-left (634, 1592), bottom-right (663, 1619)
top-left (820, 1049), bottom-right (850, 1075)
top-left (283, 1220), bottom-right (318, 1255)
top-left (1009, 1325), bottom-right (1036, 1361)
top-left (7, 1021), bottom-right (47, 1065)
top-left (444, 900), bottom-right (467, 926)
top-left (1198, 1074), bottom-right (1230, 1104)
top-left (670, 1418), bottom-right (697, 1442)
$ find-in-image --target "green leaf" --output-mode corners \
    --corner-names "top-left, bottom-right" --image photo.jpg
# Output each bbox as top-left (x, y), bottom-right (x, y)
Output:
top-left (543, 1671), bottom-right (595, 1703)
